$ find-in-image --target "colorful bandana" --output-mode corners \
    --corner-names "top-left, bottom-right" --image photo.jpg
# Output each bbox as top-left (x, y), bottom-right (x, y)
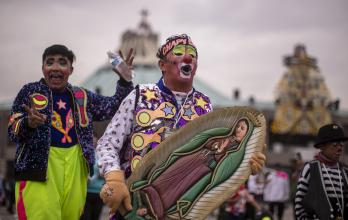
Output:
top-left (314, 152), bottom-right (338, 167)
top-left (156, 34), bottom-right (197, 59)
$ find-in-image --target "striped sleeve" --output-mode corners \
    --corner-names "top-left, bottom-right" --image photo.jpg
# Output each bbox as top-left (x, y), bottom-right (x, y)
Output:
top-left (294, 163), bottom-right (311, 220)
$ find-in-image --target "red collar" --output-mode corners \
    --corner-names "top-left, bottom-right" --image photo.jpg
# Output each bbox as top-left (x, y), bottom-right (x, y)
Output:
top-left (314, 152), bottom-right (338, 167)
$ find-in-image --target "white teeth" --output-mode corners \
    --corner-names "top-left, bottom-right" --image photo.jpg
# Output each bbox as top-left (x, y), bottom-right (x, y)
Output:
top-left (180, 71), bottom-right (191, 79)
top-left (49, 72), bottom-right (63, 78)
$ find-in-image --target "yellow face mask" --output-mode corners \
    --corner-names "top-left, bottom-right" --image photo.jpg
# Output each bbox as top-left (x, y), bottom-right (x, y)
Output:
top-left (172, 45), bottom-right (197, 58)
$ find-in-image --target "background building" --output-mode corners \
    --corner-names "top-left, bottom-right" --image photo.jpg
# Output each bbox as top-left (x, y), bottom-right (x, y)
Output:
top-left (0, 12), bottom-right (347, 177)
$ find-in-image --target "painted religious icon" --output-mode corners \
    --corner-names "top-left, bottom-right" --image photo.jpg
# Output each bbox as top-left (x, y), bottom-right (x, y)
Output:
top-left (123, 107), bottom-right (266, 220)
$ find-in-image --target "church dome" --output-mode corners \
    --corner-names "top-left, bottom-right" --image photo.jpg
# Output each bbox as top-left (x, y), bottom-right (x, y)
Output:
top-left (82, 10), bottom-right (231, 107)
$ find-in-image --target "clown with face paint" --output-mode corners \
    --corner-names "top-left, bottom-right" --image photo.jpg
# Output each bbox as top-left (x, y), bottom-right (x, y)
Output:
top-left (96, 34), bottom-right (266, 219)
top-left (157, 35), bottom-right (198, 92)
top-left (8, 44), bottom-right (134, 220)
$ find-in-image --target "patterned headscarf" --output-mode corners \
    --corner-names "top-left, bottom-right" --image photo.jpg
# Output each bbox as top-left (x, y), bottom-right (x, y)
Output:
top-left (156, 34), bottom-right (197, 59)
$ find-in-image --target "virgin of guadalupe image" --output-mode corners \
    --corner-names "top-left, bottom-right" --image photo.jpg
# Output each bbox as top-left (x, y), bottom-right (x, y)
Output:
top-left (124, 107), bottom-right (266, 220)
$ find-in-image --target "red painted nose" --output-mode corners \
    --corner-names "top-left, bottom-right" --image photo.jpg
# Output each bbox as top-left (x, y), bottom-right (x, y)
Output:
top-left (183, 54), bottom-right (192, 63)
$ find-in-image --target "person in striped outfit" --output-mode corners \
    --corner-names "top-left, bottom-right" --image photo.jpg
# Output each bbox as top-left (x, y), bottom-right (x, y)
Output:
top-left (295, 123), bottom-right (348, 220)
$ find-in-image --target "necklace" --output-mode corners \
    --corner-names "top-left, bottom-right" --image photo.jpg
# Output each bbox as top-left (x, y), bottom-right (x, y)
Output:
top-left (172, 91), bottom-right (190, 129)
top-left (322, 163), bottom-right (344, 219)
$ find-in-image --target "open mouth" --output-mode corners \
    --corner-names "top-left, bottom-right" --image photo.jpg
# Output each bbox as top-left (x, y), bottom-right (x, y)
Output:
top-left (181, 65), bottom-right (192, 74)
top-left (49, 72), bottom-right (64, 80)
top-left (48, 72), bottom-right (65, 86)
top-left (179, 63), bottom-right (193, 78)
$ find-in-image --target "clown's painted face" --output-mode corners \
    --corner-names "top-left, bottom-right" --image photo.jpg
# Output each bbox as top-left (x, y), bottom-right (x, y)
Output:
top-left (160, 44), bottom-right (198, 92)
top-left (172, 44), bottom-right (197, 79)
top-left (321, 141), bottom-right (343, 162)
top-left (42, 54), bottom-right (73, 91)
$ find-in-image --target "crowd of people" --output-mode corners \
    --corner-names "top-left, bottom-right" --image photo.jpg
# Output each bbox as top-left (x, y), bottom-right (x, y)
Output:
top-left (5, 33), bottom-right (348, 220)
top-left (218, 164), bottom-right (291, 220)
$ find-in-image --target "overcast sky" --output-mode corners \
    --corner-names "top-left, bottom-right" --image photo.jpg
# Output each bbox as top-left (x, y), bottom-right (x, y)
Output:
top-left (1, 0), bottom-right (347, 109)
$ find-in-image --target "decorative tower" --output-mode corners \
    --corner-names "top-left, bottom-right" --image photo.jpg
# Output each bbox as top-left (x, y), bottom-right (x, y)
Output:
top-left (271, 44), bottom-right (332, 135)
top-left (118, 9), bottom-right (158, 67)
top-left (82, 10), bottom-right (231, 107)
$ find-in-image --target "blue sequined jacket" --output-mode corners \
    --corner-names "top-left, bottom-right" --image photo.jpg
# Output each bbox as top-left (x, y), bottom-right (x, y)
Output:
top-left (8, 78), bottom-right (133, 181)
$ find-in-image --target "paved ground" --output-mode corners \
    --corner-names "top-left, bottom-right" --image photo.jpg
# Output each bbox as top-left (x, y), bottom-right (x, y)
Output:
top-left (98, 204), bottom-right (294, 220)
top-left (0, 202), bottom-right (294, 220)
top-left (0, 205), bottom-right (16, 220)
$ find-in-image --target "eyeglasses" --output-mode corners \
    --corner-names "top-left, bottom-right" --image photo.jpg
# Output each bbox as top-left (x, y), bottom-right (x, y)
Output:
top-left (331, 141), bottom-right (344, 147)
